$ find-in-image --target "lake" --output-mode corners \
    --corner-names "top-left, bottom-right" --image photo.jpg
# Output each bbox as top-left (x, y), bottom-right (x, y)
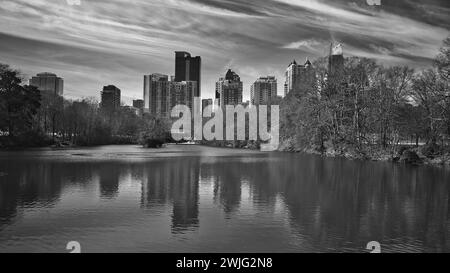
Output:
top-left (0, 145), bottom-right (448, 253)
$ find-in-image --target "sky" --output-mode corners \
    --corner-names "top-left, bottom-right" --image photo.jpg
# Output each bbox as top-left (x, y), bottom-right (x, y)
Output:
top-left (0, 0), bottom-right (448, 104)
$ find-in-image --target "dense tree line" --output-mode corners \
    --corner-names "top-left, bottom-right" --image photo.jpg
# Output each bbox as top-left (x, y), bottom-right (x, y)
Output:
top-left (0, 64), bottom-right (42, 147)
top-left (280, 37), bottom-right (450, 161)
top-left (2, 36), bottom-right (448, 158)
top-left (0, 64), bottom-right (171, 148)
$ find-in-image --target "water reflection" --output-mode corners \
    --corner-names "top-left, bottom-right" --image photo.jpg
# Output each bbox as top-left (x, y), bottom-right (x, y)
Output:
top-left (140, 159), bottom-right (200, 233)
top-left (0, 146), bottom-right (448, 252)
top-left (99, 164), bottom-right (120, 199)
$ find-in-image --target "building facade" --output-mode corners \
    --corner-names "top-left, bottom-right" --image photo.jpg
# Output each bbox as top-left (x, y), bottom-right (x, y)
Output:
top-left (101, 85), bottom-right (121, 112)
top-left (175, 51), bottom-right (201, 97)
top-left (251, 76), bottom-right (277, 105)
top-left (143, 73), bottom-right (171, 116)
top-left (326, 43), bottom-right (345, 96)
top-left (328, 43), bottom-right (344, 80)
top-left (216, 69), bottom-right (243, 107)
top-left (29, 72), bottom-right (64, 96)
top-left (132, 99), bottom-right (144, 110)
top-left (284, 58), bottom-right (316, 97)
top-left (284, 60), bottom-right (298, 97)
top-left (170, 81), bottom-right (197, 111)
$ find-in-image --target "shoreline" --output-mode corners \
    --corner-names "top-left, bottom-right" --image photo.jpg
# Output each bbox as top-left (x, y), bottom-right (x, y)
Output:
top-left (2, 142), bottom-right (450, 167)
top-left (280, 146), bottom-right (450, 167)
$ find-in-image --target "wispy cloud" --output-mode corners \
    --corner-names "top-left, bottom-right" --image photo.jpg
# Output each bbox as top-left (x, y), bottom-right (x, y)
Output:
top-left (281, 39), bottom-right (325, 51)
top-left (0, 0), bottom-right (448, 102)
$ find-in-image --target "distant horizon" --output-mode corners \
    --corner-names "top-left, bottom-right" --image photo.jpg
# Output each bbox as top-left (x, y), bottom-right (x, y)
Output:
top-left (1, 0), bottom-right (448, 104)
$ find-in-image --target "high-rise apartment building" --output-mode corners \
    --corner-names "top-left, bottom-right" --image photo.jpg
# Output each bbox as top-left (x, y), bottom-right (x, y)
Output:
top-left (170, 81), bottom-right (197, 111)
top-left (143, 73), bottom-right (171, 116)
top-left (216, 69), bottom-right (243, 107)
top-left (284, 58), bottom-right (316, 97)
top-left (326, 43), bottom-right (345, 96)
top-left (175, 51), bottom-right (201, 97)
top-left (101, 85), bottom-right (121, 111)
top-left (284, 60), bottom-right (298, 97)
top-left (328, 43), bottom-right (344, 79)
top-left (29, 72), bottom-right (64, 96)
top-left (251, 76), bottom-right (277, 105)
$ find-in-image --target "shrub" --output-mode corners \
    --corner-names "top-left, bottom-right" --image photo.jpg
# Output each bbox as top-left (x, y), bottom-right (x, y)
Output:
top-left (420, 143), bottom-right (441, 158)
top-left (143, 138), bottom-right (165, 148)
top-left (7, 130), bottom-right (53, 148)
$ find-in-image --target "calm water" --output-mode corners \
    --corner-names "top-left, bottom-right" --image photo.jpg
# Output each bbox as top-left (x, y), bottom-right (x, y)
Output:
top-left (0, 145), bottom-right (448, 253)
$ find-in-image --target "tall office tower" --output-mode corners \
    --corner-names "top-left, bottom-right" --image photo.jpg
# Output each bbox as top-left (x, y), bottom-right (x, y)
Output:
top-left (170, 81), bottom-right (197, 110)
top-left (328, 43), bottom-right (344, 79)
top-left (326, 43), bottom-right (345, 96)
top-left (202, 98), bottom-right (213, 111)
top-left (29, 72), bottom-right (64, 96)
top-left (143, 73), bottom-right (171, 116)
top-left (101, 85), bottom-right (121, 112)
top-left (295, 59), bottom-right (316, 97)
top-left (284, 58), bottom-right (316, 97)
top-left (284, 60), bottom-right (298, 97)
top-left (215, 69), bottom-right (243, 107)
top-left (175, 51), bottom-right (201, 97)
top-left (251, 76), bottom-right (277, 105)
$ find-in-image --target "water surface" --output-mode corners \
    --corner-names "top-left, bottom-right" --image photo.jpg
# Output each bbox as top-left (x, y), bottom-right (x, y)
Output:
top-left (0, 145), bottom-right (448, 253)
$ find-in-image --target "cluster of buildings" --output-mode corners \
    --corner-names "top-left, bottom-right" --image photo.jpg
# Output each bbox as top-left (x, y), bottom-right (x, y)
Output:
top-left (28, 43), bottom-right (345, 117)
top-left (283, 43), bottom-right (344, 98)
top-left (139, 51), bottom-right (282, 117)
top-left (28, 72), bottom-right (126, 114)
top-left (141, 51), bottom-right (201, 116)
top-left (139, 44), bottom-right (344, 117)
top-left (284, 59), bottom-right (314, 97)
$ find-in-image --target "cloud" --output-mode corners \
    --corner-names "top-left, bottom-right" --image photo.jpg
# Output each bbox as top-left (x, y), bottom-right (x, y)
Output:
top-left (281, 39), bottom-right (325, 51)
top-left (0, 0), bottom-right (448, 102)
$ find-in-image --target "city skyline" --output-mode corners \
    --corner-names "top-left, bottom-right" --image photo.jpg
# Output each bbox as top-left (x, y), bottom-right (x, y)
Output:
top-left (0, 0), bottom-right (448, 103)
top-left (0, 0), bottom-right (449, 256)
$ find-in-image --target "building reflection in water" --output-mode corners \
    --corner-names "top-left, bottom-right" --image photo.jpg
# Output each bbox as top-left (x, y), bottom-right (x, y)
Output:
top-left (0, 160), bottom-right (94, 229)
top-left (0, 150), bottom-right (449, 252)
top-left (0, 161), bottom-right (60, 226)
top-left (212, 165), bottom-right (242, 216)
top-left (98, 163), bottom-right (120, 199)
top-left (140, 158), bottom-right (200, 233)
top-left (265, 154), bottom-right (450, 252)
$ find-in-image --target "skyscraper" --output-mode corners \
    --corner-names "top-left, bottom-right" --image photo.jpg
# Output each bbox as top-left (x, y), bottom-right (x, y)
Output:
top-left (101, 85), bottom-right (121, 111)
top-left (175, 51), bottom-right (201, 97)
top-left (29, 72), bottom-right (64, 96)
top-left (143, 73), bottom-right (171, 116)
top-left (328, 43), bottom-right (344, 79)
top-left (284, 60), bottom-right (298, 97)
top-left (326, 43), bottom-right (345, 96)
top-left (216, 69), bottom-right (243, 107)
top-left (251, 76), bottom-right (277, 105)
top-left (284, 58), bottom-right (316, 97)
top-left (170, 81), bottom-right (197, 111)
